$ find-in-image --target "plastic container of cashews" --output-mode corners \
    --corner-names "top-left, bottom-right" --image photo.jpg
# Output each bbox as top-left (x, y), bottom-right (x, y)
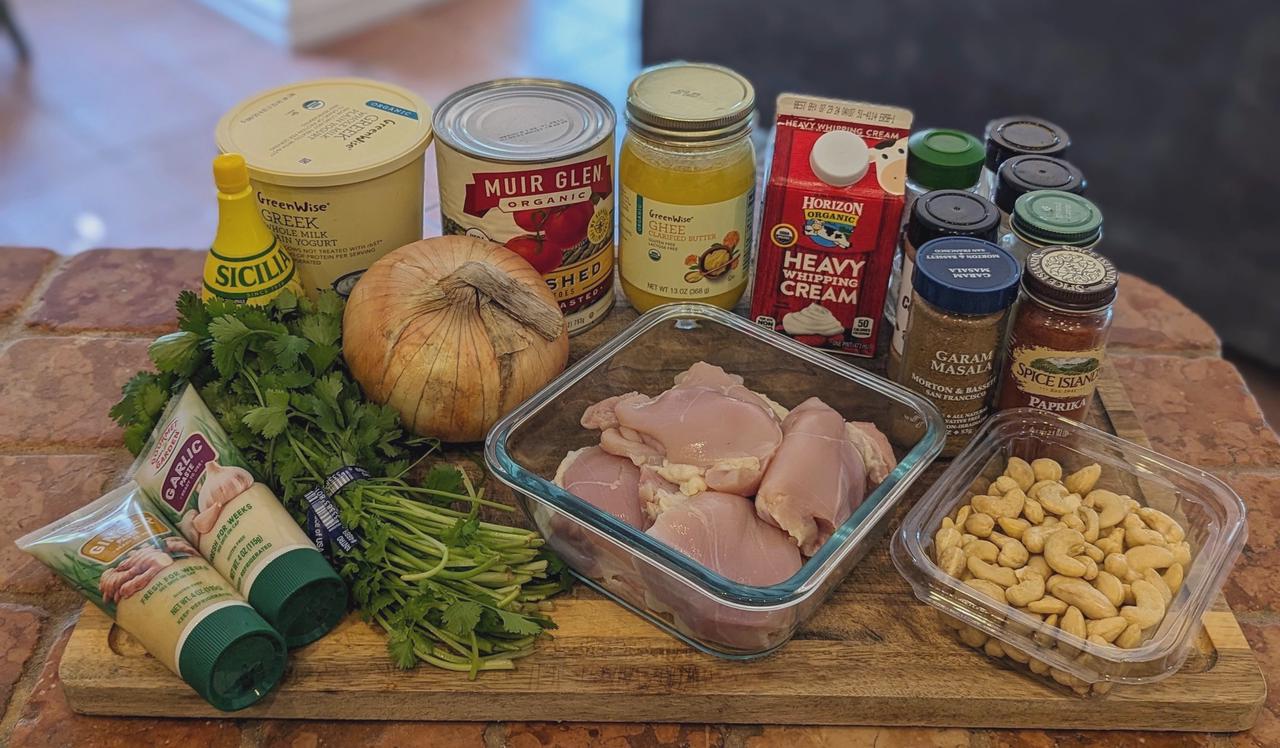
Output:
top-left (891, 408), bottom-right (1247, 695)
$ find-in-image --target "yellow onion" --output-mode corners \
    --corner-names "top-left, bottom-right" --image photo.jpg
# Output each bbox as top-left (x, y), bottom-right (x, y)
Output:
top-left (343, 236), bottom-right (569, 442)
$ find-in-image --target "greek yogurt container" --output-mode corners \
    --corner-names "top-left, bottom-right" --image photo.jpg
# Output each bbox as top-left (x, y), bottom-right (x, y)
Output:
top-left (486, 304), bottom-right (944, 657)
top-left (215, 78), bottom-right (433, 298)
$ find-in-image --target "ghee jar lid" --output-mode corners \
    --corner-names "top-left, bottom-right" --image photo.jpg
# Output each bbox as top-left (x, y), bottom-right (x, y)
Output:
top-left (626, 62), bottom-right (754, 142)
top-left (433, 78), bottom-right (615, 163)
top-left (215, 78), bottom-right (433, 188)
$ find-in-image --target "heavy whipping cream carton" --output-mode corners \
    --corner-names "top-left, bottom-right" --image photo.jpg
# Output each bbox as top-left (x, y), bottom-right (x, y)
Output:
top-left (750, 94), bottom-right (913, 357)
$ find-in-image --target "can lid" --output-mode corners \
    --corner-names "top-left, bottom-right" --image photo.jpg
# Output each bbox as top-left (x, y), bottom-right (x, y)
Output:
top-left (626, 62), bottom-right (754, 142)
top-left (995, 155), bottom-right (1086, 214)
top-left (907, 129), bottom-right (985, 190)
top-left (912, 237), bottom-right (1021, 315)
top-left (1011, 190), bottom-right (1103, 246)
top-left (1023, 246), bottom-right (1119, 311)
top-left (433, 78), bottom-right (615, 163)
top-left (215, 78), bottom-right (433, 188)
top-left (906, 190), bottom-right (1001, 249)
top-left (810, 130), bottom-right (870, 187)
top-left (176, 603), bottom-right (287, 711)
top-left (983, 116), bottom-right (1070, 171)
top-left (246, 547), bottom-right (348, 649)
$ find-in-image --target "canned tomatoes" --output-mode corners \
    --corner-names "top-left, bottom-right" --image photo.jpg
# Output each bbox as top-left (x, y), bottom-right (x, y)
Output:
top-left (434, 79), bottom-right (616, 334)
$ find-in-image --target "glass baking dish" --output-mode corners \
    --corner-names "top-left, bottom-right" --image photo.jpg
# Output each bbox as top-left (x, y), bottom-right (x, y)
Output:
top-left (891, 408), bottom-right (1247, 694)
top-left (486, 303), bottom-right (945, 657)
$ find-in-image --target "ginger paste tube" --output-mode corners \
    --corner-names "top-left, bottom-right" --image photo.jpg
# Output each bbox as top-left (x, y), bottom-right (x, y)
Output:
top-left (16, 482), bottom-right (286, 711)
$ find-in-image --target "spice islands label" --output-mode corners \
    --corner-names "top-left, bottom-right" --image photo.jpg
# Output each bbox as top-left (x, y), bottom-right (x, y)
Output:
top-left (1008, 344), bottom-right (1104, 401)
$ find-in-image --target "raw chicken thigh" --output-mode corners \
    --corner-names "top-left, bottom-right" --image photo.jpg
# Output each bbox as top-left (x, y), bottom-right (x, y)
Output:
top-left (554, 446), bottom-right (647, 528)
top-left (847, 421), bottom-right (897, 485)
top-left (756, 397), bottom-right (868, 555)
top-left (646, 492), bottom-right (802, 586)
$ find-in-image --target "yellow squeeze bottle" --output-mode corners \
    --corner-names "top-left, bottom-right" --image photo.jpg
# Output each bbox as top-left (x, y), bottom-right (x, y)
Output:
top-left (203, 153), bottom-right (303, 304)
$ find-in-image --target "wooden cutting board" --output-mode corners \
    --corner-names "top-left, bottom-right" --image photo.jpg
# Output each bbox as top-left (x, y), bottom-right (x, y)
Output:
top-left (60, 310), bottom-right (1266, 731)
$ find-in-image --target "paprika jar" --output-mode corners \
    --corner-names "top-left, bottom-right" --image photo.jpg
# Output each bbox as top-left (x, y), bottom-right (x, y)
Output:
top-left (619, 62), bottom-right (756, 313)
top-left (995, 246), bottom-right (1119, 421)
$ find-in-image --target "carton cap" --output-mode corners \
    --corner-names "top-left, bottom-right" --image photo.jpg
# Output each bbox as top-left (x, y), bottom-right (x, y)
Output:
top-left (809, 130), bottom-right (869, 187)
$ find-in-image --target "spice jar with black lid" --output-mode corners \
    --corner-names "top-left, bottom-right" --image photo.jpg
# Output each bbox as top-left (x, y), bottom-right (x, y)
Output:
top-left (994, 155), bottom-right (1086, 248)
top-left (1004, 190), bottom-right (1103, 265)
top-left (894, 237), bottom-right (1020, 455)
top-left (995, 245), bottom-right (1119, 422)
top-left (977, 116), bottom-right (1071, 199)
top-left (886, 190), bottom-right (1000, 381)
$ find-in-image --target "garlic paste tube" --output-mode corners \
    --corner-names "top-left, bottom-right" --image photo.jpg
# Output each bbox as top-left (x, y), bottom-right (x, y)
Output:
top-left (131, 385), bottom-right (347, 647)
top-left (16, 482), bottom-right (286, 711)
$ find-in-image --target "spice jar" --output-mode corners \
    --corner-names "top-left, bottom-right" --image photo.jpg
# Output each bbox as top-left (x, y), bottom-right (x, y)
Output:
top-left (976, 116), bottom-right (1070, 199)
top-left (618, 62), bottom-right (756, 313)
top-left (885, 129), bottom-right (985, 326)
top-left (993, 155), bottom-right (1086, 250)
top-left (894, 237), bottom-right (1020, 456)
top-left (1003, 190), bottom-right (1103, 265)
top-left (995, 246), bottom-right (1119, 421)
top-left (886, 190), bottom-right (1000, 381)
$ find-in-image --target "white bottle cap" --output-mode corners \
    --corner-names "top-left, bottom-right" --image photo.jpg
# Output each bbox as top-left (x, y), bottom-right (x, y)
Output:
top-left (809, 130), bottom-right (870, 187)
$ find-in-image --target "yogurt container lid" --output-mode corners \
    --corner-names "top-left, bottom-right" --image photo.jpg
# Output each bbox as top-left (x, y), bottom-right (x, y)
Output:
top-left (434, 78), bottom-right (615, 163)
top-left (215, 78), bottom-right (433, 188)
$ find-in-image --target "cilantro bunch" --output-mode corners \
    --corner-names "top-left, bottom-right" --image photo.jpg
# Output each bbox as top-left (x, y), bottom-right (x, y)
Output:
top-left (111, 290), bottom-right (568, 677)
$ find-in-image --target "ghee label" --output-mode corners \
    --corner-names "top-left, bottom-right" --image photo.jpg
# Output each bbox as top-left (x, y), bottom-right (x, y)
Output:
top-left (619, 187), bottom-right (752, 300)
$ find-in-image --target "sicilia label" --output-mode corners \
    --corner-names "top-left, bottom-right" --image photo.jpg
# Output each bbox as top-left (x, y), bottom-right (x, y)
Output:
top-left (1008, 344), bottom-right (1104, 400)
top-left (79, 512), bottom-right (169, 564)
top-left (203, 241), bottom-right (299, 301)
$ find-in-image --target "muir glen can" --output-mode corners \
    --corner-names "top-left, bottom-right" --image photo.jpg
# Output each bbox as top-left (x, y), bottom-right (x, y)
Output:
top-left (434, 79), bottom-right (616, 334)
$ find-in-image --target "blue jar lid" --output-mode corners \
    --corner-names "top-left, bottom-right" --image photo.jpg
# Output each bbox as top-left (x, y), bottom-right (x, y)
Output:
top-left (912, 237), bottom-right (1021, 316)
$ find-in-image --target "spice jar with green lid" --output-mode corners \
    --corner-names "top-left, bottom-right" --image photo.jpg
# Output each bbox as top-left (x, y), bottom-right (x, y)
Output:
top-left (886, 190), bottom-right (1000, 381)
top-left (994, 155), bottom-right (1087, 248)
top-left (995, 245), bottom-right (1119, 422)
top-left (894, 237), bottom-right (1020, 456)
top-left (1004, 189), bottom-right (1103, 264)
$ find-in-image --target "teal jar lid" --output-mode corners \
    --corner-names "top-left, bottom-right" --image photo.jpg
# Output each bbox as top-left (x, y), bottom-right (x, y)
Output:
top-left (1011, 190), bottom-right (1103, 246)
top-left (247, 547), bottom-right (348, 648)
top-left (177, 603), bottom-right (286, 711)
top-left (907, 129), bottom-right (985, 190)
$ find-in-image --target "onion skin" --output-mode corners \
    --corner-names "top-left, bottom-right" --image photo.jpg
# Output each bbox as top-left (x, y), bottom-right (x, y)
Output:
top-left (343, 236), bottom-right (569, 442)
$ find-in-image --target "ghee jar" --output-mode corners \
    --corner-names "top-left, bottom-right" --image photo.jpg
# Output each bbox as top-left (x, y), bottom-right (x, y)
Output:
top-left (619, 62), bottom-right (756, 312)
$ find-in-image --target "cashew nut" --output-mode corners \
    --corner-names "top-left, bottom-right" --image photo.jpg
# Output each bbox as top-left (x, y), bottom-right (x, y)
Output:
top-left (1096, 527), bottom-right (1125, 556)
top-left (958, 625), bottom-right (988, 648)
top-left (1060, 512), bottom-right (1085, 532)
top-left (1022, 524), bottom-right (1055, 554)
top-left (1044, 529), bottom-right (1089, 577)
top-left (1026, 555), bottom-right (1052, 580)
top-left (1004, 644), bottom-right (1031, 664)
top-left (1004, 457), bottom-right (1035, 491)
top-left (1064, 463), bottom-right (1102, 495)
top-left (1143, 568), bottom-right (1173, 607)
top-left (939, 546), bottom-right (966, 578)
top-left (1104, 552), bottom-right (1139, 582)
top-left (1163, 562), bottom-right (1185, 594)
top-left (1038, 483), bottom-right (1082, 516)
top-left (935, 525), bottom-right (962, 557)
top-left (1006, 567), bottom-right (1046, 607)
top-left (1081, 541), bottom-right (1104, 563)
top-left (1087, 489), bottom-right (1128, 530)
top-left (1031, 458), bottom-right (1063, 482)
top-left (1023, 498), bottom-right (1046, 525)
top-left (984, 639), bottom-right (1007, 658)
top-left (1125, 544), bottom-right (1175, 573)
top-left (1028, 657), bottom-right (1051, 675)
top-left (1171, 541), bottom-right (1192, 567)
top-left (1091, 571), bottom-right (1125, 608)
top-left (965, 512), bottom-right (995, 538)
top-left (1086, 616), bottom-right (1128, 643)
top-left (1137, 506), bottom-right (1186, 544)
top-left (1027, 596), bottom-right (1068, 615)
top-left (964, 577), bottom-right (1008, 604)
top-left (1059, 605), bottom-right (1087, 640)
top-left (973, 490), bottom-right (1025, 520)
top-left (967, 556), bottom-right (1017, 587)
top-left (953, 505), bottom-right (971, 527)
top-left (1034, 614), bottom-right (1060, 646)
top-left (1121, 580), bottom-right (1167, 629)
top-left (1078, 506), bottom-right (1100, 543)
top-left (991, 534), bottom-right (1030, 568)
top-left (1046, 576), bottom-right (1118, 619)
top-left (991, 475), bottom-right (1020, 495)
top-left (997, 516), bottom-right (1030, 540)
top-left (1124, 513), bottom-right (1168, 548)
top-left (1027, 480), bottom-right (1058, 501)
top-left (1076, 555), bottom-right (1099, 580)
top-left (963, 539), bottom-right (999, 563)
top-left (1115, 622), bottom-right (1144, 648)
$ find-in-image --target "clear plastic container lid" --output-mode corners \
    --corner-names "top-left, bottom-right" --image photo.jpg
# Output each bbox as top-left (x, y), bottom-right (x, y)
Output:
top-left (891, 408), bottom-right (1248, 685)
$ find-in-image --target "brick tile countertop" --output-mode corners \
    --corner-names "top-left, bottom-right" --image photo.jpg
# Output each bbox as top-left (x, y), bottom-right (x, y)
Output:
top-left (0, 246), bottom-right (1274, 747)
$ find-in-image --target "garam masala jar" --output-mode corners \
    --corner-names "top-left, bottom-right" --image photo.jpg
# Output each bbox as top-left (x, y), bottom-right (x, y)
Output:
top-left (619, 62), bottom-right (756, 312)
top-left (995, 245), bottom-right (1119, 421)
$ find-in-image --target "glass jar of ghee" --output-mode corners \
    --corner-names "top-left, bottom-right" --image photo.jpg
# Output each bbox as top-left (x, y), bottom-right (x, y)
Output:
top-left (619, 62), bottom-right (756, 312)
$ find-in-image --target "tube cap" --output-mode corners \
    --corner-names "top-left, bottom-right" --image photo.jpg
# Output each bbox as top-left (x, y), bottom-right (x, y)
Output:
top-left (906, 190), bottom-right (1000, 250)
top-left (907, 129), bottom-right (984, 190)
top-left (913, 237), bottom-right (1021, 316)
top-left (177, 603), bottom-right (286, 712)
top-left (810, 130), bottom-right (870, 187)
top-left (1011, 190), bottom-right (1103, 246)
top-left (984, 116), bottom-right (1070, 171)
top-left (994, 155), bottom-right (1086, 214)
top-left (247, 547), bottom-right (348, 648)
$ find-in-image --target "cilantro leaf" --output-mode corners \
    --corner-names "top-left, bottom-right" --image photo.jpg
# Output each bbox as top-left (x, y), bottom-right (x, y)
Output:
top-left (443, 515), bottom-right (479, 547)
top-left (208, 316), bottom-right (254, 376)
top-left (315, 290), bottom-right (345, 317)
top-left (175, 290), bottom-right (211, 335)
top-left (265, 334), bottom-right (310, 371)
top-left (441, 600), bottom-right (482, 638)
top-left (298, 314), bottom-right (340, 347)
top-left (495, 608), bottom-right (543, 636)
top-left (242, 389), bottom-right (290, 438)
top-left (386, 629), bottom-right (418, 670)
top-left (423, 464), bottom-right (466, 495)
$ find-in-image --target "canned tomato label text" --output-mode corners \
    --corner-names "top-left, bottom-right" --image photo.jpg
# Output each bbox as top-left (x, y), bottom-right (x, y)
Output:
top-left (434, 79), bottom-right (617, 335)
